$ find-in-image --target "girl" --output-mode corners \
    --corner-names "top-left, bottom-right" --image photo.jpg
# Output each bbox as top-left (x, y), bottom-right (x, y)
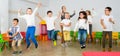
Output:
top-left (86, 10), bottom-right (93, 42)
top-left (74, 11), bottom-right (89, 49)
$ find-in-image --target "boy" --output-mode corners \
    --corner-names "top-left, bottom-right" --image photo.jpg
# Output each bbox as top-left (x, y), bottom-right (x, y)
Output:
top-left (60, 12), bottom-right (71, 47)
top-left (18, 3), bottom-right (41, 48)
top-left (7, 18), bottom-right (23, 54)
top-left (100, 7), bottom-right (115, 52)
top-left (36, 10), bottom-right (60, 46)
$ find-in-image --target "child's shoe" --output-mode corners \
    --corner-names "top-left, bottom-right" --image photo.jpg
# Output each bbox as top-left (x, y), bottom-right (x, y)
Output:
top-left (53, 40), bottom-right (57, 46)
top-left (12, 51), bottom-right (18, 54)
top-left (108, 48), bottom-right (112, 52)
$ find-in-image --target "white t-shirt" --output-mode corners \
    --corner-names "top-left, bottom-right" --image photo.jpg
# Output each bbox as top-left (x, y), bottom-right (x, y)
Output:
top-left (88, 15), bottom-right (93, 24)
top-left (101, 15), bottom-right (114, 31)
top-left (18, 7), bottom-right (38, 27)
top-left (61, 19), bottom-right (71, 31)
top-left (74, 19), bottom-right (89, 34)
top-left (44, 16), bottom-right (57, 30)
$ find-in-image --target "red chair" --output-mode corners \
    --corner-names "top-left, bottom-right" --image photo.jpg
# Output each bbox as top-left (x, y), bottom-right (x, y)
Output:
top-left (20, 32), bottom-right (26, 43)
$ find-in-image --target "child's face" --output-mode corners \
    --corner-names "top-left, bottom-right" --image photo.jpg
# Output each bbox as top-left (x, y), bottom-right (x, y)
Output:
top-left (86, 11), bottom-right (89, 15)
top-left (80, 13), bottom-right (84, 18)
top-left (105, 9), bottom-right (111, 15)
top-left (62, 6), bottom-right (66, 11)
top-left (65, 13), bottom-right (70, 19)
top-left (13, 20), bottom-right (18, 26)
top-left (26, 9), bottom-right (33, 15)
top-left (47, 13), bottom-right (53, 17)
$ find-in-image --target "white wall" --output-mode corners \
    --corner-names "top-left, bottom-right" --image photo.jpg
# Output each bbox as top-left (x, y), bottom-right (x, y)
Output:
top-left (47, 0), bottom-right (120, 32)
top-left (9, 0), bottom-right (49, 35)
top-left (0, 0), bottom-right (9, 33)
top-left (5, 0), bottom-right (120, 35)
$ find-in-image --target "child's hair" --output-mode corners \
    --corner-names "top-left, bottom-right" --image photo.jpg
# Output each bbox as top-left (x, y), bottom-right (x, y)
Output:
top-left (13, 18), bottom-right (19, 22)
top-left (86, 10), bottom-right (91, 15)
top-left (61, 6), bottom-right (66, 13)
top-left (105, 7), bottom-right (112, 11)
top-left (64, 12), bottom-right (69, 15)
top-left (27, 8), bottom-right (32, 11)
top-left (78, 11), bottom-right (87, 20)
top-left (47, 10), bottom-right (53, 14)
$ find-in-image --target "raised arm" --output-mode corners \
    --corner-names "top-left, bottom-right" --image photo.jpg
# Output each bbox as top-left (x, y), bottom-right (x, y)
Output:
top-left (36, 13), bottom-right (44, 21)
top-left (70, 10), bottom-right (75, 18)
top-left (32, 3), bottom-right (41, 15)
top-left (18, 9), bottom-right (25, 18)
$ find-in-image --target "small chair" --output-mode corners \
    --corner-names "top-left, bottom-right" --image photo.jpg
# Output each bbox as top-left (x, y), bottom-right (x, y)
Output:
top-left (0, 33), bottom-right (10, 52)
top-left (20, 32), bottom-right (26, 43)
top-left (112, 32), bottom-right (119, 45)
top-left (95, 32), bottom-right (103, 45)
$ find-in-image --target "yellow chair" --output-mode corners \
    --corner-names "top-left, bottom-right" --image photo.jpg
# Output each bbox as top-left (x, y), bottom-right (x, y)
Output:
top-left (112, 32), bottom-right (119, 45)
top-left (40, 20), bottom-right (46, 24)
top-left (112, 32), bottom-right (119, 40)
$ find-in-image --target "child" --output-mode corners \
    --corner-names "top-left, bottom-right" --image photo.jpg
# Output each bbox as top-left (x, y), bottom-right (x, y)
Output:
top-left (36, 10), bottom-right (60, 46)
top-left (60, 5), bottom-right (75, 46)
top-left (7, 18), bottom-right (23, 54)
top-left (60, 12), bottom-right (71, 47)
top-left (74, 11), bottom-right (89, 49)
top-left (18, 3), bottom-right (41, 48)
top-left (86, 10), bottom-right (93, 42)
top-left (100, 7), bottom-right (115, 52)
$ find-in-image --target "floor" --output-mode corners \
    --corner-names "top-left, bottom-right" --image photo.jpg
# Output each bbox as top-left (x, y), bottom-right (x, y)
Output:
top-left (0, 40), bottom-right (120, 56)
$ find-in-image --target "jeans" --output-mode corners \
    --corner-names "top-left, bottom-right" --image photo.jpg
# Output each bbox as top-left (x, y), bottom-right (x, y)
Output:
top-left (78, 29), bottom-right (87, 45)
top-left (47, 29), bottom-right (55, 40)
top-left (102, 31), bottom-right (112, 48)
top-left (26, 26), bottom-right (38, 47)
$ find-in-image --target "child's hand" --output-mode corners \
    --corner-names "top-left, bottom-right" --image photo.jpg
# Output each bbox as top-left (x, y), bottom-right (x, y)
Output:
top-left (103, 25), bottom-right (106, 29)
top-left (37, 2), bottom-right (42, 8)
top-left (36, 12), bottom-right (39, 16)
top-left (73, 10), bottom-right (75, 13)
top-left (18, 9), bottom-right (22, 13)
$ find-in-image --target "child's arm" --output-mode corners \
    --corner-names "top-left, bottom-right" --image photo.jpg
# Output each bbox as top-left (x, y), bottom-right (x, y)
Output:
top-left (74, 22), bottom-right (78, 32)
top-left (32, 3), bottom-right (41, 15)
top-left (36, 13), bottom-right (44, 21)
top-left (18, 9), bottom-right (25, 18)
top-left (109, 18), bottom-right (115, 24)
top-left (70, 10), bottom-right (75, 18)
top-left (100, 19), bottom-right (106, 29)
top-left (57, 11), bottom-right (61, 19)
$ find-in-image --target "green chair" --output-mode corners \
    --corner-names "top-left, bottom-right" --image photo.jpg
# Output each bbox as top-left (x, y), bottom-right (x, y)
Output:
top-left (117, 32), bottom-right (120, 45)
top-left (95, 32), bottom-right (103, 45)
top-left (0, 34), bottom-right (10, 52)
top-left (70, 31), bottom-right (76, 41)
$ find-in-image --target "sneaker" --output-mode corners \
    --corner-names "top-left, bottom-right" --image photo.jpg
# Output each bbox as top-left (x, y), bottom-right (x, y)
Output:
top-left (81, 45), bottom-right (86, 49)
top-left (61, 43), bottom-right (65, 47)
top-left (65, 43), bottom-right (68, 47)
top-left (108, 48), bottom-right (112, 52)
top-left (35, 44), bottom-right (38, 48)
top-left (53, 40), bottom-right (57, 46)
top-left (26, 44), bottom-right (30, 49)
top-left (12, 51), bottom-right (18, 54)
top-left (102, 48), bottom-right (105, 52)
top-left (18, 51), bottom-right (22, 54)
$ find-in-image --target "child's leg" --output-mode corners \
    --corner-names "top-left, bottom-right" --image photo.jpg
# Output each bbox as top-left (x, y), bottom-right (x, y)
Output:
top-left (108, 31), bottom-right (112, 49)
top-left (26, 27), bottom-right (31, 48)
top-left (102, 31), bottom-right (107, 49)
top-left (17, 40), bottom-right (22, 51)
top-left (12, 40), bottom-right (17, 51)
top-left (89, 24), bottom-right (93, 42)
top-left (63, 31), bottom-right (67, 42)
top-left (78, 30), bottom-right (82, 45)
top-left (82, 30), bottom-right (87, 45)
top-left (47, 30), bottom-right (51, 40)
top-left (30, 27), bottom-right (38, 48)
top-left (51, 30), bottom-right (55, 41)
